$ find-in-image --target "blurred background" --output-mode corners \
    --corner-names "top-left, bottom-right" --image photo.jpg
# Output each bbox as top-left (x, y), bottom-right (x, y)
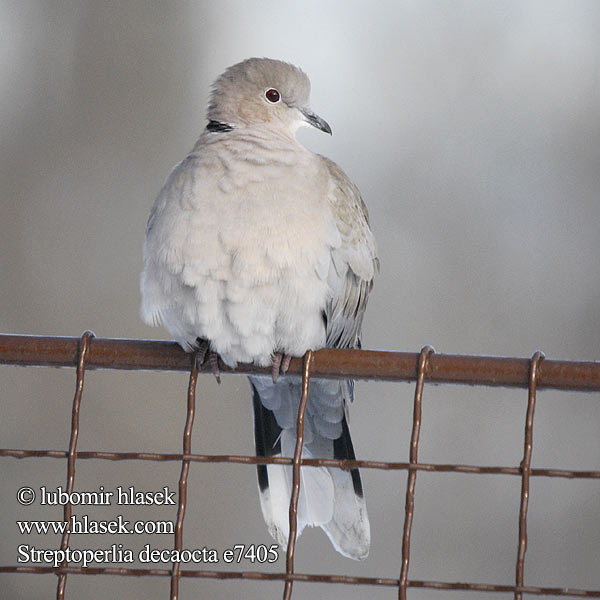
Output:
top-left (1, 1), bottom-right (599, 598)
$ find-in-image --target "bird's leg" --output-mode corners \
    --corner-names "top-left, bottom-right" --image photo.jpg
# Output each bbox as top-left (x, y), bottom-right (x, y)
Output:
top-left (271, 352), bottom-right (292, 382)
top-left (195, 338), bottom-right (209, 364)
top-left (195, 338), bottom-right (221, 384)
top-left (280, 354), bottom-right (292, 374)
top-left (209, 352), bottom-right (221, 385)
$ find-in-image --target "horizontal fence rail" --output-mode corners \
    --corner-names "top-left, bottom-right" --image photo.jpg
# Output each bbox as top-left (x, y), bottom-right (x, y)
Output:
top-left (1, 332), bottom-right (600, 600)
top-left (1, 333), bottom-right (600, 390)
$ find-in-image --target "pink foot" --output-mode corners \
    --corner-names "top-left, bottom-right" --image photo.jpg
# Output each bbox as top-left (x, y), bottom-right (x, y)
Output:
top-left (271, 352), bottom-right (292, 382)
top-left (195, 339), bottom-right (221, 384)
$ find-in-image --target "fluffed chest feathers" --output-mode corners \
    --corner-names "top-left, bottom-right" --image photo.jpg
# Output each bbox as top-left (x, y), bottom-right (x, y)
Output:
top-left (170, 154), bottom-right (340, 364)
top-left (191, 147), bottom-right (341, 282)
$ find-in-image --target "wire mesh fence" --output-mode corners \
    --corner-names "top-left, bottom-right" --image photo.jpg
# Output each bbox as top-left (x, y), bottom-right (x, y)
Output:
top-left (1, 332), bottom-right (600, 599)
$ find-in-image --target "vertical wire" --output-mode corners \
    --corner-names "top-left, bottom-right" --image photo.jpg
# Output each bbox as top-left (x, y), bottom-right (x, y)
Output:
top-left (399, 345), bottom-right (435, 600)
top-left (283, 350), bottom-right (313, 600)
top-left (56, 330), bottom-right (94, 600)
top-left (515, 350), bottom-right (544, 599)
top-left (170, 356), bottom-right (198, 600)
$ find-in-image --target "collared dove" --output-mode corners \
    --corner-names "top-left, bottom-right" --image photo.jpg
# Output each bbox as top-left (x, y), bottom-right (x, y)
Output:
top-left (141, 58), bottom-right (378, 560)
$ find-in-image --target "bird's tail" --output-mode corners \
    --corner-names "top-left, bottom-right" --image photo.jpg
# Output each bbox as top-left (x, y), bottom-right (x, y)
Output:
top-left (250, 376), bottom-right (370, 560)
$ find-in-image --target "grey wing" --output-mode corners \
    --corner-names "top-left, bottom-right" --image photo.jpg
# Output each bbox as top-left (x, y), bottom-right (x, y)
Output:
top-left (321, 157), bottom-right (379, 351)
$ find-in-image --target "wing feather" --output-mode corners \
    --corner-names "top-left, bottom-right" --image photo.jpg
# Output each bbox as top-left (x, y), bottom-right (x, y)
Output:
top-left (321, 156), bottom-right (378, 351)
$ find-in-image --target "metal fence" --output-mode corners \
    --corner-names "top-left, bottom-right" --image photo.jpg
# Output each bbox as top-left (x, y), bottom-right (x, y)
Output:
top-left (1, 332), bottom-right (600, 599)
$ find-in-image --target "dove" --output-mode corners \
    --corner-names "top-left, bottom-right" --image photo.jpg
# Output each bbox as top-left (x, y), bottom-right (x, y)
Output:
top-left (141, 58), bottom-right (378, 559)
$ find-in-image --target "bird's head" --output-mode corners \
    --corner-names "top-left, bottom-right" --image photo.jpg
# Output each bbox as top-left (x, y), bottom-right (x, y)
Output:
top-left (207, 57), bottom-right (332, 136)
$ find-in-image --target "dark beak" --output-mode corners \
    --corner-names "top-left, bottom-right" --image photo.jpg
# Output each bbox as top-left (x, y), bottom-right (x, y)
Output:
top-left (300, 108), bottom-right (332, 135)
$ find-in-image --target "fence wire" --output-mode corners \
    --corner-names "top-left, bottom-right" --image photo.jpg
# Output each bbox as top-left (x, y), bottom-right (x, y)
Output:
top-left (1, 332), bottom-right (600, 599)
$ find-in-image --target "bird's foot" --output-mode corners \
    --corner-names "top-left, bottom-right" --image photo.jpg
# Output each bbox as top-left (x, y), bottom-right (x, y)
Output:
top-left (195, 339), bottom-right (221, 384)
top-left (271, 352), bottom-right (292, 383)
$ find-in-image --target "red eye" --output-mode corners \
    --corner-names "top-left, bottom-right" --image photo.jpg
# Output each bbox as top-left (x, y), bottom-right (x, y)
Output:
top-left (265, 88), bottom-right (280, 103)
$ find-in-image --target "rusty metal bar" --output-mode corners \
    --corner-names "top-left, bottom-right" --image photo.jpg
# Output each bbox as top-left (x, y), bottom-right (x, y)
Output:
top-left (56, 330), bottom-right (93, 599)
top-left (1, 334), bottom-right (600, 391)
top-left (283, 350), bottom-right (313, 600)
top-left (2, 564), bottom-right (600, 596)
top-left (515, 351), bottom-right (544, 599)
top-left (170, 357), bottom-right (198, 600)
top-left (399, 346), bottom-right (434, 599)
top-left (2, 447), bottom-right (600, 479)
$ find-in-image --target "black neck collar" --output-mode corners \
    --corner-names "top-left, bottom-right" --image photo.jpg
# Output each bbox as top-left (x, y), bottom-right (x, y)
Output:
top-left (206, 120), bottom-right (234, 133)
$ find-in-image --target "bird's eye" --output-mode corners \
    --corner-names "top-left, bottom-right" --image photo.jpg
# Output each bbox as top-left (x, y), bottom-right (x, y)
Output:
top-left (265, 88), bottom-right (281, 103)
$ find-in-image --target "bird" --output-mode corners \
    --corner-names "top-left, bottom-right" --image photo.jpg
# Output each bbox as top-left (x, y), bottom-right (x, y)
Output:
top-left (140, 58), bottom-right (378, 560)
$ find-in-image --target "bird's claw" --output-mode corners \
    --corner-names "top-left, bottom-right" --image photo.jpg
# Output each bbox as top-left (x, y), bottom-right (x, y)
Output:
top-left (195, 339), bottom-right (221, 384)
top-left (271, 352), bottom-right (292, 382)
